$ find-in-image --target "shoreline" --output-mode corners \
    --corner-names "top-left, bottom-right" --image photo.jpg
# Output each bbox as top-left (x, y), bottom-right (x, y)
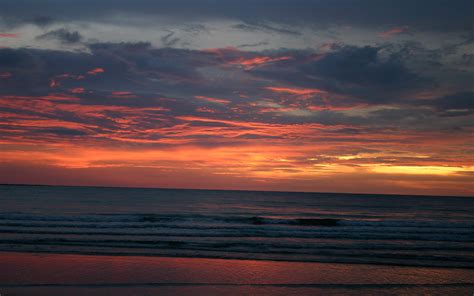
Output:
top-left (0, 248), bottom-right (472, 269)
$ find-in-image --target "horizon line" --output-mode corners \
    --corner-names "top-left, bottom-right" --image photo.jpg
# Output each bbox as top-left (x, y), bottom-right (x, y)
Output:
top-left (1, 183), bottom-right (471, 198)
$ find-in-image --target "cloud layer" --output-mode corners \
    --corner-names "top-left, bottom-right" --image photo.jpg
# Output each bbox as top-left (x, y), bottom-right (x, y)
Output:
top-left (1, 0), bottom-right (473, 195)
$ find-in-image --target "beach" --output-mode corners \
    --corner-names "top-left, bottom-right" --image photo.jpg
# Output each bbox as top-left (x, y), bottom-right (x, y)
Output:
top-left (1, 252), bottom-right (473, 296)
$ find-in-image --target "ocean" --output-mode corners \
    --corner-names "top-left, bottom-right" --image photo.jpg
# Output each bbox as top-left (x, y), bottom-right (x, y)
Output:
top-left (0, 184), bottom-right (472, 268)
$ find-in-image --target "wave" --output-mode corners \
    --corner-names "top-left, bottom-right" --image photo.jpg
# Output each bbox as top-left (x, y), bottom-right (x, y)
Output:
top-left (1, 212), bottom-right (473, 267)
top-left (0, 227), bottom-right (472, 243)
top-left (1, 213), bottom-right (473, 229)
top-left (0, 213), bottom-right (341, 226)
top-left (1, 237), bottom-right (473, 252)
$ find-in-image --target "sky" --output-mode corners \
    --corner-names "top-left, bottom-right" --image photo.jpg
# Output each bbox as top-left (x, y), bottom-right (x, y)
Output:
top-left (0, 0), bottom-right (473, 196)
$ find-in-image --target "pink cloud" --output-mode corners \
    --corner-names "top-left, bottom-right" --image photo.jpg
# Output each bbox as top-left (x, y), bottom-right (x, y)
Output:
top-left (230, 56), bottom-right (293, 70)
top-left (195, 96), bottom-right (231, 104)
top-left (0, 33), bottom-right (18, 38)
top-left (265, 86), bottom-right (326, 96)
top-left (70, 87), bottom-right (85, 94)
top-left (0, 72), bottom-right (12, 79)
top-left (110, 91), bottom-right (137, 99)
top-left (87, 68), bottom-right (105, 75)
top-left (379, 26), bottom-right (409, 38)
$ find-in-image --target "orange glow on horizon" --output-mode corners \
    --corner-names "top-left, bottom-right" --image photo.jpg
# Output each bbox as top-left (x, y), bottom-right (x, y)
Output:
top-left (2, 141), bottom-right (473, 196)
top-left (370, 165), bottom-right (473, 176)
top-left (1, 93), bottom-right (473, 196)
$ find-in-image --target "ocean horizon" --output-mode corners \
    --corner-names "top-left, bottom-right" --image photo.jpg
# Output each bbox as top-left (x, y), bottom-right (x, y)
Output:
top-left (2, 183), bottom-right (472, 198)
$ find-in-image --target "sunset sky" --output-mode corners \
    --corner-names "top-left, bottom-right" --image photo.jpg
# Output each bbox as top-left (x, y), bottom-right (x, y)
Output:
top-left (0, 0), bottom-right (473, 196)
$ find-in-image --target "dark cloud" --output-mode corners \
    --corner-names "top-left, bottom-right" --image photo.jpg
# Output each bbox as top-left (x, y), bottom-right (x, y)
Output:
top-left (303, 46), bottom-right (425, 100)
top-left (0, 42), bottom-right (215, 96)
top-left (250, 45), bottom-right (429, 103)
top-left (237, 41), bottom-right (269, 48)
top-left (182, 24), bottom-right (209, 35)
top-left (309, 46), bottom-right (412, 85)
top-left (1, 0), bottom-right (471, 32)
top-left (32, 16), bottom-right (56, 27)
top-left (36, 28), bottom-right (83, 44)
top-left (89, 41), bottom-right (152, 51)
top-left (160, 31), bottom-right (180, 47)
top-left (0, 41), bottom-right (472, 137)
top-left (0, 48), bottom-right (37, 68)
top-left (432, 92), bottom-right (474, 116)
top-left (436, 92), bottom-right (474, 110)
top-left (233, 22), bottom-right (301, 36)
top-left (41, 127), bottom-right (90, 136)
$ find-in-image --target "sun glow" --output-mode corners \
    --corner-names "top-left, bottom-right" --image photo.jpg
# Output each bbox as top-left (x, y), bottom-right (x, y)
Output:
top-left (371, 165), bottom-right (473, 176)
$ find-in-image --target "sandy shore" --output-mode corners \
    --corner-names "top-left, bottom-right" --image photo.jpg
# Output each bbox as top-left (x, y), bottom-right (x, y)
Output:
top-left (0, 252), bottom-right (473, 295)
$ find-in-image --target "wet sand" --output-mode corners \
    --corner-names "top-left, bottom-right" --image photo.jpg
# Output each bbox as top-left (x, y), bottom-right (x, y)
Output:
top-left (0, 252), bottom-right (473, 295)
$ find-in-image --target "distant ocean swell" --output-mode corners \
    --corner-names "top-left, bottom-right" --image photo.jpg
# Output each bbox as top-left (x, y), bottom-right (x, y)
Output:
top-left (0, 213), bottom-right (472, 268)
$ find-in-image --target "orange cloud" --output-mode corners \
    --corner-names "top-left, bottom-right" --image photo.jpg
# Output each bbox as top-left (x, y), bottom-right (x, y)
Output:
top-left (379, 26), bottom-right (409, 38)
top-left (196, 107), bottom-right (217, 113)
top-left (1, 92), bottom-right (473, 196)
top-left (70, 87), bottom-right (85, 94)
top-left (49, 69), bottom-right (105, 89)
top-left (49, 79), bottom-right (59, 88)
top-left (49, 74), bottom-right (76, 88)
top-left (112, 91), bottom-right (132, 95)
top-left (87, 68), bottom-right (105, 75)
top-left (195, 96), bottom-right (231, 104)
top-left (231, 56), bottom-right (293, 70)
top-left (110, 91), bottom-right (137, 99)
top-left (1, 138), bottom-right (472, 196)
top-left (265, 86), bottom-right (326, 96)
top-left (0, 96), bottom-right (168, 135)
top-left (307, 104), bottom-right (363, 111)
